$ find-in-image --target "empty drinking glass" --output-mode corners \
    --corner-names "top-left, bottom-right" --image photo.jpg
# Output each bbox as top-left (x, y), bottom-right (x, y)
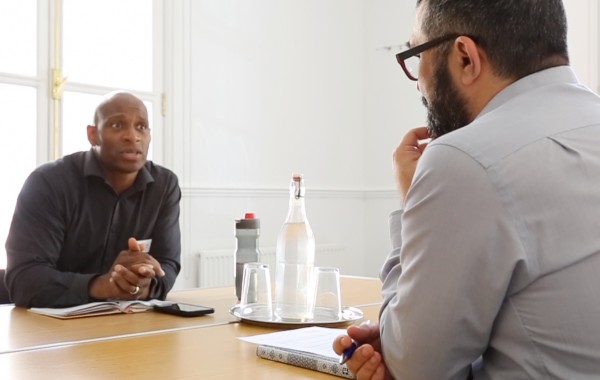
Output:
top-left (310, 267), bottom-right (342, 320)
top-left (239, 262), bottom-right (273, 319)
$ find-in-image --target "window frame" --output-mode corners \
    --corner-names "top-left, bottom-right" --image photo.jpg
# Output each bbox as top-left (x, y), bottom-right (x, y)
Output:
top-left (0, 0), bottom-right (166, 269)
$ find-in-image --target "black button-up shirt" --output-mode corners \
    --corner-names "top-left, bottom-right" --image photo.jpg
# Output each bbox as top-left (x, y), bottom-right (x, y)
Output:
top-left (5, 150), bottom-right (181, 307)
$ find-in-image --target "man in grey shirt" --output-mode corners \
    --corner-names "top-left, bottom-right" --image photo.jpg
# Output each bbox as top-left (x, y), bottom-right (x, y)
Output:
top-left (334, 0), bottom-right (600, 379)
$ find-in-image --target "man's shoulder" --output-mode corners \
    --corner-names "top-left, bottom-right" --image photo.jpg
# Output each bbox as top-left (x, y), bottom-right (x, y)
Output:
top-left (19, 152), bottom-right (87, 200)
top-left (431, 68), bottom-right (600, 168)
top-left (144, 161), bottom-right (179, 186)
top-left (32, 151), bottom-right (86, 178)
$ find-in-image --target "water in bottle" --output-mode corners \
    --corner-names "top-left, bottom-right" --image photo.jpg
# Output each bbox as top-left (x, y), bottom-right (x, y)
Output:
top-left (274, 174), bottom-right (315, 321)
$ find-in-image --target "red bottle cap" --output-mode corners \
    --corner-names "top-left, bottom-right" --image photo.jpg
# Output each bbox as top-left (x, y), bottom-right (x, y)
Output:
top-left (244, 212), bottom-right (255, 219)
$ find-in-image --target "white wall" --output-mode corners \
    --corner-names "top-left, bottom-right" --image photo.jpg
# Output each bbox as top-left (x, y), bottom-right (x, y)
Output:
top-left (188, 1), bottom-right (367, 189)
top-left (166, 0), bottom-right (599, 290)
top-left (167, 0), bottom-right (376, 289)
top-left (564, 0), bottom-right (599, 92)
top-left (361, 0), bottom-right (419, 275)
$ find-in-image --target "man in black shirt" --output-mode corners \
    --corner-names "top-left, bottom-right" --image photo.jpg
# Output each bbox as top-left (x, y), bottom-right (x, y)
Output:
top-left (5, 91), bottom-right (181, 307)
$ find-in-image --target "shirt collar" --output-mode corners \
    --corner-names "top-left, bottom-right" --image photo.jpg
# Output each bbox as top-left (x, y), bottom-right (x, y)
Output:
top-left (478, 66), bottom-right (580, 120)
top-left (83, 149), bottom-right (155, 193)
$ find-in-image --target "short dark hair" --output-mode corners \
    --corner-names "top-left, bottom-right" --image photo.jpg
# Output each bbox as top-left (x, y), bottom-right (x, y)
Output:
top-left (416, 0), bottom-right (569, 79)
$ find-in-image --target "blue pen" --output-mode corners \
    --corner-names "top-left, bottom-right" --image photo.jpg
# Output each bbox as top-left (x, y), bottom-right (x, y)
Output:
top-left (339, 341), bottom-right (359, 364)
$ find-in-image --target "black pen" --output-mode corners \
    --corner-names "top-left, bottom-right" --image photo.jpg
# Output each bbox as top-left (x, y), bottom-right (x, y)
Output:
top-left (339, 341), bottom-right (359, 364)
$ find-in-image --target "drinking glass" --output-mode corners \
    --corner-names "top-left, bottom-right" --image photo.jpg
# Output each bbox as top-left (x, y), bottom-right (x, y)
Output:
top-left (311, 267), bottom-right (342, 320)
top-left (239, 263), bottom-right (273, 319)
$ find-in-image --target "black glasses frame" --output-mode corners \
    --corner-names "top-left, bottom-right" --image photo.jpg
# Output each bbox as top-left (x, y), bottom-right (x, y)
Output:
top-left (395, 33), bottom-right (462, 81)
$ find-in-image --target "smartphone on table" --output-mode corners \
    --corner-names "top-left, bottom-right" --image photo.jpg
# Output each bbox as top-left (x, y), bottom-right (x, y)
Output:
top-left (154, 303), bottom-right (215, 317)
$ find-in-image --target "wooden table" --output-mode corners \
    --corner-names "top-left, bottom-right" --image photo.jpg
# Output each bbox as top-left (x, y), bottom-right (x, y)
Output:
top-left (0, 287), bottom-right (238, 354)
top-left (0, 276), bottom-right (382, 355)
top-left (0, 304), bottom-right (382, 379)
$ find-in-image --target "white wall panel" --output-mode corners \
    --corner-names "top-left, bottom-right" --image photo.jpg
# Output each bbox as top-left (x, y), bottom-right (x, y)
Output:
top-left (563, 0), bottom-right (599, 92)
top-left (363, 0), bottom-right (422, 191)
top-left (168, 0), bottom-right (600, 290)
top-left (187, 0), bottom-right (366, 189)
top-left (174, 187), bottom-right (366, 289)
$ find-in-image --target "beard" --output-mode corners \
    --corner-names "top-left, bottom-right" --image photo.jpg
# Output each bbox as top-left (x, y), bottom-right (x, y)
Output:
top-left (422, 60), bottom-right (471, 139)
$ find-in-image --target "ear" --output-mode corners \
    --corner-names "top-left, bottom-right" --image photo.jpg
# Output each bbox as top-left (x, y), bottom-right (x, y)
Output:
top-left (87, 125), bottom-right (99, 146)
top-left (452, 36), bottom-right (482, 86)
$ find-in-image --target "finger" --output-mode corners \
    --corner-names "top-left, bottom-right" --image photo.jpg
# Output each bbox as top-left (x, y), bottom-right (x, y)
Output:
top-left (132, 253), bottom-right (165, 277)
top-left (148, 258), bottom-right (166, 277)
top-left (345, 344), bottom-right (376, 378)
top-left (114, 264), bottom-right (153, 286)
top-left (347, 323), bottom-right (379, 343)
top-left (112, 265), bottom-right (142, 293)
top-left (372, 359), bottom-right (388, 380)
top-left (111, 276), bottom-right (151, 300)
top-left (132, 264), bottom-right (157, 277)
top-left (355, 351), bottom-right (385, 380)
top-left (397, 127), bottom-right (429, 152)
top-left (110, 274), bottom-right (136, 295)
top-left (333, 335), bottom-right (354, 355)
top-left (128, 237), bottom-right (141, 252)
top-left (116, 248), bottom-right (166, 278)
top-left (402, 126), bottom-right (430, 143)
top-left (116, 250), bottom-right (156, 267)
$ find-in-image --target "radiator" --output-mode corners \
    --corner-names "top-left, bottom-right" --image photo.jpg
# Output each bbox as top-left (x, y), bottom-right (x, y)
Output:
top-left (197, 244), bottom-right (344, 288)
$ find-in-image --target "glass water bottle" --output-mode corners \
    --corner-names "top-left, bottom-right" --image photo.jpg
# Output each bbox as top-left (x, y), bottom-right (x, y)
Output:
top-left (274, 173), bottom-right (315, 321)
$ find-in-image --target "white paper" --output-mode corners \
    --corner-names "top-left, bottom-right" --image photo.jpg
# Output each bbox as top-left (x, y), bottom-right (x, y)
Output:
top-left (137, 239), bottom-right (152, 252)
top-left (238, 326), bottom-right (346, 360)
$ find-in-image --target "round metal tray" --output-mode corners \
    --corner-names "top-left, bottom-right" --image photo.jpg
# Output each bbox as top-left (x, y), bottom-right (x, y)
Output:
top-left (229, 305), bottom-right (364, 328)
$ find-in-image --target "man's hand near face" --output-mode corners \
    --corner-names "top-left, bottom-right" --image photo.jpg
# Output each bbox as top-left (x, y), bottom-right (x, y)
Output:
top-left (393, 126), bottom-right (430, 205)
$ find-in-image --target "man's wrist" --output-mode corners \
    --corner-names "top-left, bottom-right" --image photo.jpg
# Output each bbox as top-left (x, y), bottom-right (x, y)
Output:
top-left (147, 277), bottom-right (159, 299)
top-left (88, 273), bottom-right (110, 300)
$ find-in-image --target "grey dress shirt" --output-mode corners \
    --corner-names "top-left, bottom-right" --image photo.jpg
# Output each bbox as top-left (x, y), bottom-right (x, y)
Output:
top-left (5, 150), bottom-right (181, 308)
top-left (380, 66), bottom-right (600, 379)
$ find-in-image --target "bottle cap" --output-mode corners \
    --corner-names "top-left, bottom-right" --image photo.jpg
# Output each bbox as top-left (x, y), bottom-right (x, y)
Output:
top-left (291, 173), bottom-right (304, 199)
top-left (236, 213), bottom-right (260, 229)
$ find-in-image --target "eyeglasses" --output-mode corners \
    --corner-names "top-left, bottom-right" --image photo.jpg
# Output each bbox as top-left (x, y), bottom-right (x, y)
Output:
top-left (396, 33), bottom-right (462, 81)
